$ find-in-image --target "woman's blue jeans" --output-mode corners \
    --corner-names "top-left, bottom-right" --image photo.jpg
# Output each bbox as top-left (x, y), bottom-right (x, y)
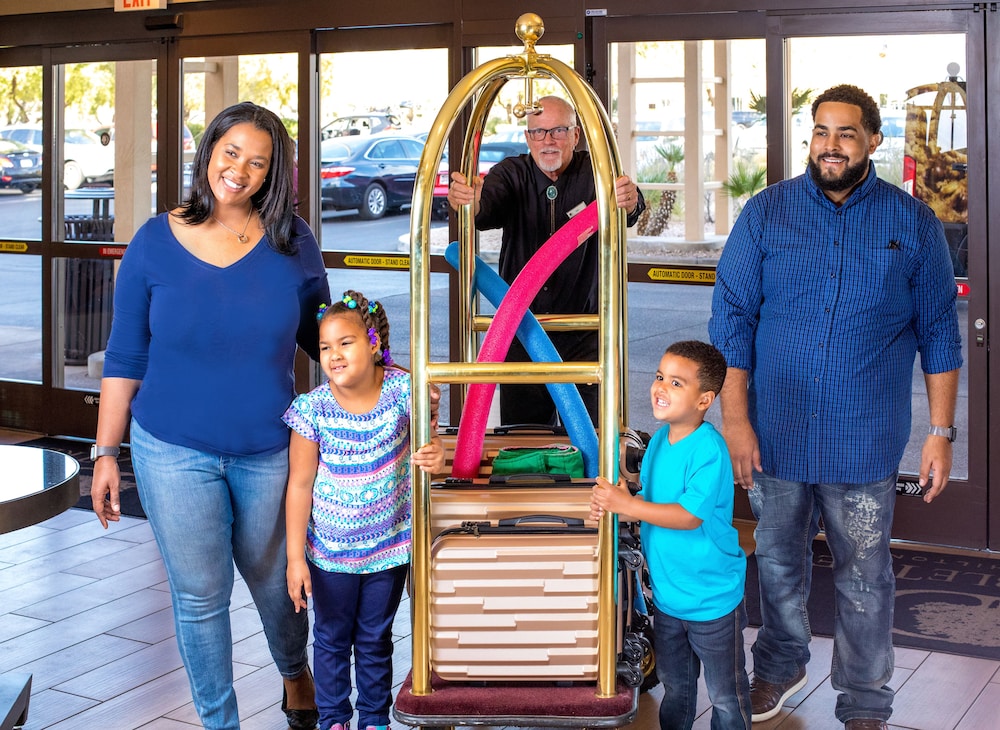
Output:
top-left (652, 602), bottom-right (751, 729)
top-left (131, 419), bottom-right (310, 730)
top-left (748, 471), bottom-right (896, 724)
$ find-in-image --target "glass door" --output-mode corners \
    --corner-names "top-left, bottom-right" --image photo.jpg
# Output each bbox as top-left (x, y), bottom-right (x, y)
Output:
top-left (315, 29), bottom-right (452, 417)
top-left (600, 18), bottom-right (769, 446)
top-left (0, 43), bottom-right (164, 437)
top-left (0, 54), bottom-right (44, 396)
top-left (595, 8), bottom-right (986, 548)
top-left (775, 12), bottom-right (983, 549)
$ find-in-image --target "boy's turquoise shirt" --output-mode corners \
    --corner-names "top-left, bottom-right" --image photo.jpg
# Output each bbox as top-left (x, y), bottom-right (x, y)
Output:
top-left (639, 421), bottom-right (747, 621)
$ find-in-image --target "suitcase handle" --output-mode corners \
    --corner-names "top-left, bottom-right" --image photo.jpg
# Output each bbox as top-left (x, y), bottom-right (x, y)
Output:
top-left (492, 423), bottom-right (568, 436)
top-left (488, 472), bottom-right (572, 484)
top-left (498, 514), bottom-right (585, 527)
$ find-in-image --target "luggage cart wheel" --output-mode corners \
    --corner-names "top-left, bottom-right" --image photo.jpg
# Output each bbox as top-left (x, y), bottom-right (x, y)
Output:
top-left (617, 660), bottom-right (644, 688)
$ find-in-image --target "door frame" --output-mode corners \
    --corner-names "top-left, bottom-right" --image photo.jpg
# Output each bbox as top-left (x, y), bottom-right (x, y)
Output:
top-left (0, 41), bottom-right (165, 438)
top-left (590, 7), bottom-right (990, 549)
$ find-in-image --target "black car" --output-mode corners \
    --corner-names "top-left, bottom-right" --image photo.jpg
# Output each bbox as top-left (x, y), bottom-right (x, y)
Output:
top-left (320, 134), bottom-right (426, 219)
top-left (0, 138), bottom-right (43, 193)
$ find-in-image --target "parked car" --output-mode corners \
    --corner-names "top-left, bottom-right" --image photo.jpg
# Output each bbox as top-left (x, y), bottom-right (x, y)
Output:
top-left (92, 122), bottom-right (197, 188)
top-left (320, 113), bottom-right (401, 140)
top-left (0, 124), bottom-right (114, 189)
top-left (431, 140), bottom-right (529, 219)
top-left (0, 138), bottom-right (43, 193)
top-left (320, 133), bottom-right (426, 219)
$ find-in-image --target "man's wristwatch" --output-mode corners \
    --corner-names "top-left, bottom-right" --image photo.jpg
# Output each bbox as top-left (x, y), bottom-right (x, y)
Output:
top-left (928, 425), bottom-right (957, 442)
top-left (90, 444), bottom-right (121, 461)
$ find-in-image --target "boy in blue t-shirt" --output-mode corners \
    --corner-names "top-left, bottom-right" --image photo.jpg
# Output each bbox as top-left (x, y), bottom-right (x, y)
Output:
top-left (591, 340), bottom-right (751, 729)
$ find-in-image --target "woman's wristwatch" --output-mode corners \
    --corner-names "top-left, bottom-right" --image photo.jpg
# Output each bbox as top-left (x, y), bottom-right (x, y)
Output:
top-left (90, 445), bottom-right (121, 461)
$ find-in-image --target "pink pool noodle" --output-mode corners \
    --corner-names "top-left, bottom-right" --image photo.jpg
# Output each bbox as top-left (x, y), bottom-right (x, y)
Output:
top-left (451, 201), bottom-right (599, 478)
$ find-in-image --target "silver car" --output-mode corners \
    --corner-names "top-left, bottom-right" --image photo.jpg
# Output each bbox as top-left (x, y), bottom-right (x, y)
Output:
top-left (0, 124), bottom-right (115, 189)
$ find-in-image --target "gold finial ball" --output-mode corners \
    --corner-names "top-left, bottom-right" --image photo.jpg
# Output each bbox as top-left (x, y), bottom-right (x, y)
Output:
top-left (512, 103), bottom-right (527, 119)
top-left (515, 13), bottom-right (544, 45)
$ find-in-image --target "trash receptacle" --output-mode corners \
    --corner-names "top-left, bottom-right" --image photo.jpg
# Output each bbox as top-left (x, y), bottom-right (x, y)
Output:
top-left (64, 214), bottom-right (114, 241)
top-left (64, 258), bottom-right (114, 365)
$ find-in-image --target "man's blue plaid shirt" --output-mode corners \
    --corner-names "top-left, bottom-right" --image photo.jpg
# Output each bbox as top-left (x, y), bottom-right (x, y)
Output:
top-left (709, 164), bottom-right (963, 484)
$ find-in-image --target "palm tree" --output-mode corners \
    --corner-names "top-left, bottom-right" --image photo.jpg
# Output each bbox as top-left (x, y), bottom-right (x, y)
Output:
top-left (748, 87), bottom-right (815, 117)
top-left (721, 159), bottom-right (767, 214)
top-left (637, 141), bottom-right (684, 236)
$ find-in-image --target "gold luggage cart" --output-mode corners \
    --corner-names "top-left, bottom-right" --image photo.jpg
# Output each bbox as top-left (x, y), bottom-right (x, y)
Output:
top-left (397, 13), bottom-right (640, 728)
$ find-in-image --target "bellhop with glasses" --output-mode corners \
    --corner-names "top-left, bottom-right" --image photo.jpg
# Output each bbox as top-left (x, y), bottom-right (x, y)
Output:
top-left (524, 124), bottom-right (576, 140)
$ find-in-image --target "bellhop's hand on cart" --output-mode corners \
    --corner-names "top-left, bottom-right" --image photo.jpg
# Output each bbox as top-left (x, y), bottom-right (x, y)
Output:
top-left (447, 169), bottom-right (642, 217)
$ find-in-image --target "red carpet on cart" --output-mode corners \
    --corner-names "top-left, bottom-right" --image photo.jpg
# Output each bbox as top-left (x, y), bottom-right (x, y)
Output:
top-left (394, 671), bottom-right (636, 727)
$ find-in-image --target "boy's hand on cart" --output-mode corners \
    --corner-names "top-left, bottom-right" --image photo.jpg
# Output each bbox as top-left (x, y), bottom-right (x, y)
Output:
top-left (590, 475), bottom-right (634, 520)
top-left (286, 558), bottom-right (312, 613)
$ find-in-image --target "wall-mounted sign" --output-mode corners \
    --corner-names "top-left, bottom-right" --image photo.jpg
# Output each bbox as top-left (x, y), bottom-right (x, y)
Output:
top-left (115, 0), bottom-right (168, 11)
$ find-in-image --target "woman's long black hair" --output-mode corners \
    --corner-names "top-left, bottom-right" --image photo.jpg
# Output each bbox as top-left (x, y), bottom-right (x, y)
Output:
top-left (174, 101), bottom-right (298, 255)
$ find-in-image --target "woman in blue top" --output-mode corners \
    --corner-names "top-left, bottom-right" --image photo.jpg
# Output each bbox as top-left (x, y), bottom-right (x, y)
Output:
top-left (90, 102), bottom-right (330, 730)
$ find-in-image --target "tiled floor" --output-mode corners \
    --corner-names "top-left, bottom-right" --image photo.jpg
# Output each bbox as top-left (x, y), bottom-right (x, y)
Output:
top-left (2, 432), bottom-right (999, 729)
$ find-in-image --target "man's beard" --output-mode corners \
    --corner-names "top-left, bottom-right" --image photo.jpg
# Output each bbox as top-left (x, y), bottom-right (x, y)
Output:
top-left (534, 148), bottom-right (566, 174)
top-left (808, 154), bottom-right (869, 193)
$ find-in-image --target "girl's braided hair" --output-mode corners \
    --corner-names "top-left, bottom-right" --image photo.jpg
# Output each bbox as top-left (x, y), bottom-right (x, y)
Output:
top-left (319, 289), bottom-right (393, 367)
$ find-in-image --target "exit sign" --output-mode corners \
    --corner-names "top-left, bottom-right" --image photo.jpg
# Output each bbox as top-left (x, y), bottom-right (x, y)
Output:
top-left (115, 0), bottom-right (168, 10)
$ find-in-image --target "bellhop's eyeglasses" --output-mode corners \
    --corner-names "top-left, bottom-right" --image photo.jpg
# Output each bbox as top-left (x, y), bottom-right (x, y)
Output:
top-left (525, 125), bottom-right (577, 141)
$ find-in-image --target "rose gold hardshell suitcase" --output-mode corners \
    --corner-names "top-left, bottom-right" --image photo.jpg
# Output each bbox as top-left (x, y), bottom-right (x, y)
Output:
top-left (430, 472), bottom-right (594, 539)
top-left (429, 514), bottom-right (600, 682)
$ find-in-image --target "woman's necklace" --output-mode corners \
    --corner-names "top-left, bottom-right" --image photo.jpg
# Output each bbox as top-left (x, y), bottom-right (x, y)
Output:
top-left (212, 208), bottom-right (254, 244)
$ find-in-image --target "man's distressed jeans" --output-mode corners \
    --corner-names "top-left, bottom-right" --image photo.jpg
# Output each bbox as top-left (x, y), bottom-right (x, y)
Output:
top-left (748, 471), bottom-right (896, 723)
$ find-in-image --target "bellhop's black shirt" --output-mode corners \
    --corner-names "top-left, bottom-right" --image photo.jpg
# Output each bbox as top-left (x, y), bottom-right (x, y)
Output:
top-left (475, 150), bottom-right (645, 316)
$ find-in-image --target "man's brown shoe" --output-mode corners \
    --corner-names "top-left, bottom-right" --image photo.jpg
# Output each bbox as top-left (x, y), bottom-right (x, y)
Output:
top-left (845, 721), bottom-right (889, 729)
top-left (749, 667), bottom-right (807, 722)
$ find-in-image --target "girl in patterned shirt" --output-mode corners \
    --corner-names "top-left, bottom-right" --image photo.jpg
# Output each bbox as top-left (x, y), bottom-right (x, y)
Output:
top-left (283, 289), bottom-right (445, 730)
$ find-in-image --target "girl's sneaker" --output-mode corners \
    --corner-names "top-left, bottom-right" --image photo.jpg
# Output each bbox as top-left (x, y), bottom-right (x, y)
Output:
top-left (363, 726), bottom-right (389, 730)
top-left (329, 724), bottom-right (351, 730)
